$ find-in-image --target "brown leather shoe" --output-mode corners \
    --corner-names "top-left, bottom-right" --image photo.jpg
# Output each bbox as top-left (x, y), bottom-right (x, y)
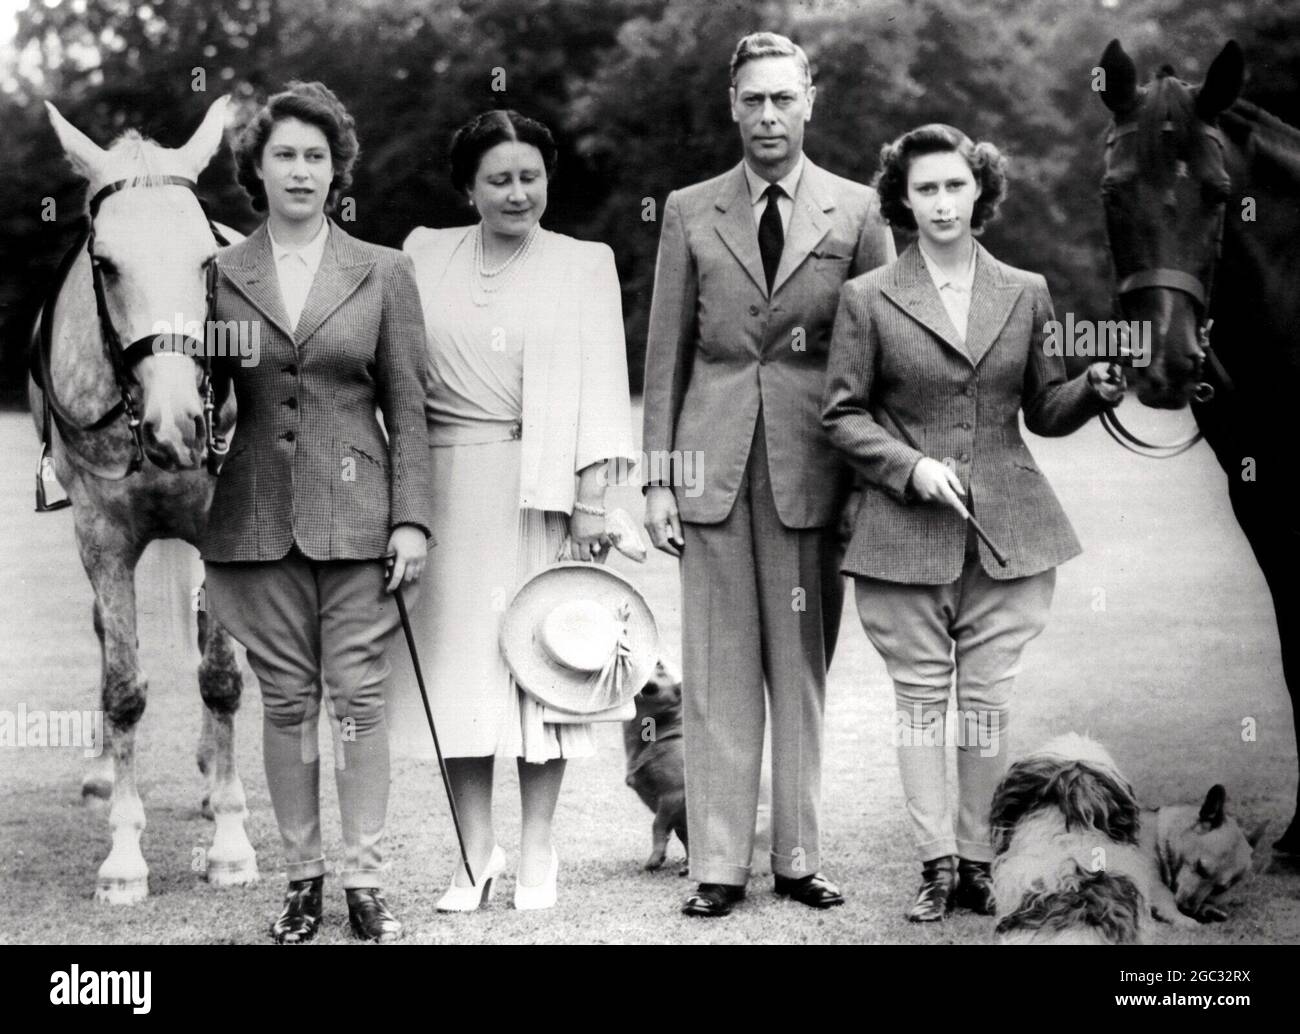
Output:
top-left (682, 882), bottom-right (745, 918)
top-left (908, 855), bottom-right (957, 922)
top-left (270, 875), bottom-right (324, 944)
top-left (953, 858), bottom-right (996, 915)
top-left (774, 872), bottom-right (845, 909)
top-left (346, 888), bottom-right (403, 943)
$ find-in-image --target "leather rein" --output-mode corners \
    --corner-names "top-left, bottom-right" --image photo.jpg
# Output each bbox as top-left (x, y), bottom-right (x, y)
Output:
top-left (1100, 119), bottom-right (1234, 459)
top-left (32, 174), bottom-right (231, 482)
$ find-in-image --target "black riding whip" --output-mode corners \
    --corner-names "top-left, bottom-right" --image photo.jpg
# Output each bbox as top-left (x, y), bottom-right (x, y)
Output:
top-left (875, 401), bottom-right (1009, 567)
top-left (393, 583), bottom-right (475, 886)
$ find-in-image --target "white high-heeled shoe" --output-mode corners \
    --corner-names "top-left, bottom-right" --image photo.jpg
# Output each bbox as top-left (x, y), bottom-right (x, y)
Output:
top-left (513, 847), bottom-right (559, 911)
top-left (436, 845), bottom-right (507, 912)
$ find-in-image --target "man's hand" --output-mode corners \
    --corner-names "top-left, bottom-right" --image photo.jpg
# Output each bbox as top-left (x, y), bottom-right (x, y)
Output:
top-left (384, 524), bottom-right (428, 593)
top-left (908, 457), bottom-right (969, 518)
top-left (643, 487), bottom-right (684, 558)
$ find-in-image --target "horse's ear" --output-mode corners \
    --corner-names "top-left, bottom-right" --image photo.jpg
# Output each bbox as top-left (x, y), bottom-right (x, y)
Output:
top-left (1196, 40), bottom-right (1244, 121)
top-left (45, 101), bottom-right (109, 180)
top-left (176, 95), bottom-right (232, 177)
top-left (1099, 38), bottom-right (1139, 115)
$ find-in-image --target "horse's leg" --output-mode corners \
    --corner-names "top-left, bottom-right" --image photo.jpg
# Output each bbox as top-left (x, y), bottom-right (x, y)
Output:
top-left (196, 602), bottom-right (259, 887)
top-left (81, 597), bottom-right (116, 801)
top-left (74, 510), bottom-right (150, 904)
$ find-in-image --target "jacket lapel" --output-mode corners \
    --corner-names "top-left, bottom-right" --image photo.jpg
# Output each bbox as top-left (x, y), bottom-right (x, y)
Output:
top-left (292, 222), bottom-right (378, 347)
top-left (770, 159), bottom-right (831, 296)
top-left (713, 164), bottom-right (767, 297)
top-left (880, 244), bottom-right (969, 362)
top-left (963, 243), bottom-right (1023, 366)
top-left (218, 225), bottom-right (295, 342)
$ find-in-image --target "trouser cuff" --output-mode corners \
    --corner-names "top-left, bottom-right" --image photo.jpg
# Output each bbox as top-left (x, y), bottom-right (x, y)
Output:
top-left (771, 850), bottom-right (820, 880)
top-left (917, 837), bottom-right (958, 863)
top-left (285, 856), bottom-right (326, 882)
top-left (956, 838), bottom-right (994, 864)
top-left (690, 859), bottom-right (750, 887)
top-left (339, 866), bottom-right (385, 890)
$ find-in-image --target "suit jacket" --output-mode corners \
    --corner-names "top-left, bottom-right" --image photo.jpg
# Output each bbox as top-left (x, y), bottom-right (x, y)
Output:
top-left (402, 226), bottom-right (637, 513)
top-left (822, 241), bottom-right (1108, 584)
top-left (200, 221), bottom-right (434, 563)
top-left (642, 158), bottom-right (895, 528)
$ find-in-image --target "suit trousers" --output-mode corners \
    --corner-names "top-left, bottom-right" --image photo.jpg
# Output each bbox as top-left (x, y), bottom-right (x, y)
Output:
top-left (680, 406), bottom-right (842, 885)
top-left (206, 548), bottom-right (406, 888)
top-left (854, 551), bottom-right (1055, 863)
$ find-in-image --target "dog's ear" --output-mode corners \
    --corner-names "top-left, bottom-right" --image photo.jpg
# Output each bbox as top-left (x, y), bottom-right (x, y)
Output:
top-left (1199, 785), bottom-right (1227, 829)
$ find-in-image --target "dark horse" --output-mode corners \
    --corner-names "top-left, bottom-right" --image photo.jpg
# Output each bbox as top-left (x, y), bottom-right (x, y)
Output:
top-left (1097, 39), bottom-right (1300, 853)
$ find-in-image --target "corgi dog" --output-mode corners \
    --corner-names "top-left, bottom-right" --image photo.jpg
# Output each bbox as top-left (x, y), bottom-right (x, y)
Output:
top-left (990, 734), bottom-right (1265, 943)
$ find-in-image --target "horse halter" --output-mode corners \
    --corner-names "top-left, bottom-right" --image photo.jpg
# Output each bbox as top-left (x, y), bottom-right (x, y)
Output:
top-left (38, 175), bottom-right (230, 481)
top-left (1100, 119), bottom-right (1231, 457)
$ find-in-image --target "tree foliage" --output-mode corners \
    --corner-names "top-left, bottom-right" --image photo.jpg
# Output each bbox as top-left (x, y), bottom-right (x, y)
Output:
top-left (2, 0), bottom-right (1296, 396)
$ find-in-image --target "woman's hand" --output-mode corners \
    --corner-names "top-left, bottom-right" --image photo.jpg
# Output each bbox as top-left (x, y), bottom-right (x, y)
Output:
top-left (908, 457), bottom-right (970, 518)
top-left (569, 509), bottom-right (612, 562)
top-left (1087, 361), bottom-right (1126, 405)
top-left (384, 524), bottom-right (428, 593)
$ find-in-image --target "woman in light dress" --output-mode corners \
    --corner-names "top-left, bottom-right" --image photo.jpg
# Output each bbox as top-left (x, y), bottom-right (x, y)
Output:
top-left (403, 109), bottom-right (636, 911)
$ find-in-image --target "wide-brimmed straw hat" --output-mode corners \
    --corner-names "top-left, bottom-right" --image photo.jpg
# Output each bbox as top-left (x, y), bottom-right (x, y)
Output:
top-left (499, 562), bottom-right (659, 715)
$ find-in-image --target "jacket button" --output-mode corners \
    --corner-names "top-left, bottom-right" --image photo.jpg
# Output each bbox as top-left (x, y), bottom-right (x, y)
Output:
top-left (282, 430), bottom-right (296, 442)
top-left (283, 397), bottom-right (297, 409)
top-left (749, 304), bottom-right (760, 316)
top-left (957, 421), bottom-right (971, 430)
top-left (283, 363), bottom-right (298, 375)
top-left (964, 386), bottom-right (976, 397)
top-left (959, 451), bottom-right (971, 463)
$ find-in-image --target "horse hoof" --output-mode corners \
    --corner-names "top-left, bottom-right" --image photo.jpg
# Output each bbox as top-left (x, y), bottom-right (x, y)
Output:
top-left (200, 796), bottom-right (215, 821)
top-left (81, 777), bottom-right (114, 802)
top-left (205, 856), bottom-right (259, 888)
top-left (95, 876), bottom-right (148, 905)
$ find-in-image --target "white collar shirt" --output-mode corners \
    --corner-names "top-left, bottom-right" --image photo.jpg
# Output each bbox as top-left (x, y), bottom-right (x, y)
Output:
top-left (743, 153), bottom-right (805, 234)
top-left (919, 241), bottom-right (978, 342)
top-left (269, 218), bottom-right (330, 331)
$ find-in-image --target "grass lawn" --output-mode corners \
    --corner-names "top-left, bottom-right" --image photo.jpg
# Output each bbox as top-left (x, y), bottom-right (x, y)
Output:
top-left (1, 402), bottom-right (1298, 944)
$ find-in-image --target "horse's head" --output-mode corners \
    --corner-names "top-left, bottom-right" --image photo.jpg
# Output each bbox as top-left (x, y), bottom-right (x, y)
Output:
top-left (1096, 39), bottom-right (1243, 409)
top-left (46, 97), bottom-right (231, 471)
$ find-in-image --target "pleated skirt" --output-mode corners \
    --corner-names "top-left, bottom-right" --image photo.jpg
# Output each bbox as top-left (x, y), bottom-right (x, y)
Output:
top-left (387, 437), bottom-right (595, 763)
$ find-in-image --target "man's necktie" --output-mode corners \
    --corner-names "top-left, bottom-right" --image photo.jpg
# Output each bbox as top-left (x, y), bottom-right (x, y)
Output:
top-left (758, 183), bottom-right (785, 294)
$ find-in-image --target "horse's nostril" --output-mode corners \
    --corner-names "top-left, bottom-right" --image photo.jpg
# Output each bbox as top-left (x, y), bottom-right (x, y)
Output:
top-left (642, 685), bottom-right (659, 697)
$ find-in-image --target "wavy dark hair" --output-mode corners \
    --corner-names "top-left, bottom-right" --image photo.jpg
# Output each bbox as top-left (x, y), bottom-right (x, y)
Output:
top-left (874, 124), bottom-right (1008, 233)
top-left (449, 109), bottom-right (558, 196)
top-left (233, 81), bottom-right (359, 213)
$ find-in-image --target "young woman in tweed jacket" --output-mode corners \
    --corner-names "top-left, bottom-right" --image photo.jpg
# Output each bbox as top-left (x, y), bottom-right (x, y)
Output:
top-left (201, 82), bottom-right (433, 944)
top-left (823, 124), bottom-right (1124, 922)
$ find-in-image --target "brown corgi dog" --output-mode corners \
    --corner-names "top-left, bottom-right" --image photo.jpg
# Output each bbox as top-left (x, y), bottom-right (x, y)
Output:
top-left (623, 660), bottom-right (687, 872)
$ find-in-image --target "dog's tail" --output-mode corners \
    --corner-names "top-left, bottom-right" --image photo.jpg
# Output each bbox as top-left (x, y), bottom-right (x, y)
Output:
top-left (991, 734), bottom-right (1140, 855)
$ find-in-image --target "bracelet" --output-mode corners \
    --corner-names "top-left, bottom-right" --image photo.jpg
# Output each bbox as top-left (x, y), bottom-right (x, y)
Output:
top-left (572, 500), bottom-right (607, 517)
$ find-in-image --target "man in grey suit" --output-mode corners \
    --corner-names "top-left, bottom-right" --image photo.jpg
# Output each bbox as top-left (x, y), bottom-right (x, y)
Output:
top-left (642, 31), bottom-right (895, 917)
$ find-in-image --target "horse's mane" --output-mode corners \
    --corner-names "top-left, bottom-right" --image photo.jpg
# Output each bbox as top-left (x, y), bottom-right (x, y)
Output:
top-left (1220, 99), bottom-right (1300, 187)
top-left (79, 130), bottom-right (173, 208)
top-left (1134, 71), bottom-right (1200, 183)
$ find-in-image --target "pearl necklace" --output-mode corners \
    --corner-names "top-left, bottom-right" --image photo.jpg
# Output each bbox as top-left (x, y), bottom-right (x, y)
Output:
top-left (471, 222), bottom-right (539, 306)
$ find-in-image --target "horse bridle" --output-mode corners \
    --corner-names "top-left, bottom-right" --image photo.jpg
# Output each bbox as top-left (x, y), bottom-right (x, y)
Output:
top-left (35, 174), bottom-right (231, 479)
top-left (1100, 119), bottom-right (1232, 458)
